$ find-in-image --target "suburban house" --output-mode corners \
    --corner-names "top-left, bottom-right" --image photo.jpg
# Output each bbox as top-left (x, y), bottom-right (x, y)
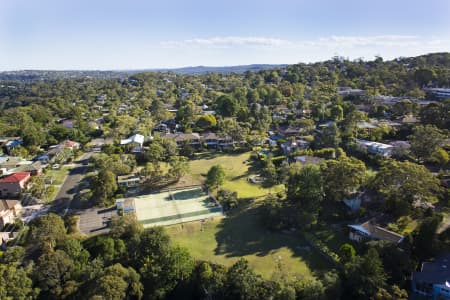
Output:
top-left (0, 199), bottom-right (22, 227)
top-left (348, 219), bottom-right (404, 244)
top-left (202, 132), bottom-right (220, 148)
top-left (355, 139), bottom-right (394, 157)
top-left (0, 157), bottom-right (23, 175)
top-left (153, 123), bottom-right (170, 134)
top-left (1, 138), bottom-right (22, 154)
top-left (337, 87), bottom-right (365, 97)
top-left (120, 134), bottom-right (145, 153)
top-left (412, 253), bottom-right (450, 300)
top-left (62, 140), bottom-right (80, 150)
top-left (389, 140), bottom-right (411, 157)
top-left (116, 198), bottom-right (135, 215)
top-left (356, 120), bottom-right (378, 131)
top-left (291, 155), bottom-right (324, 167)
top-left (47, 146), bottom-right (67, 162)
top-left (280, 139), bottom-right (310, 155)
top-left (424, 87), bottom-right (450, 99)
top-left (267, 132), bottom-right (284, 147)
top-left (217, 135), bottom-right (234, 149)
top-left (163, 133), bottom-right (202, 148)
top-left (279, 125), bottom-right (303, 137)
top-left (13, 161), bottom-right (43, 176)
top-left (117, 174), bottom-right (142, 189)
top-left (0, 172), bottom-right (31, 198)
top-left (62, 119), bottom-right (75, 129)
top-left (342, 192), bottom-right (363, 212)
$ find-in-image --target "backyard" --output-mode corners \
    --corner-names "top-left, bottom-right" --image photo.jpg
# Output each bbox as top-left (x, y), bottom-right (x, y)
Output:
top-left (167, 205), bottom-right (331, 279)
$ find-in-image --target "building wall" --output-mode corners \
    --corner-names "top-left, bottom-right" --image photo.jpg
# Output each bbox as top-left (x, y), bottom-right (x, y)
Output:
top-left (349, 231), bottom-right (365, 242)
top-left (0, 210), bottom-right (15, 227)
top-left (0, 182), bottom-right (22, 197)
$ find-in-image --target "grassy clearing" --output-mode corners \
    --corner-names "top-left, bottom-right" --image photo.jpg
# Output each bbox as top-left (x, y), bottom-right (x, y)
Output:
top-left (188, 152), bottom-right (283, 199)
top-left (167, 206), bottom-right (331, 279)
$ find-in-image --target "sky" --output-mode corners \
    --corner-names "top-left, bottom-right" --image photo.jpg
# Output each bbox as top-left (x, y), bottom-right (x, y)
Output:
top-left (1, 0), bottom-right (450, 70)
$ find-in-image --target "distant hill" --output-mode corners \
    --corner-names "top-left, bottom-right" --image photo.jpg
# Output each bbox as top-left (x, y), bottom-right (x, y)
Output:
top-left (147, 64), bottom-right (287, 74)
top-left (0, 64), bottom-right (287, 81)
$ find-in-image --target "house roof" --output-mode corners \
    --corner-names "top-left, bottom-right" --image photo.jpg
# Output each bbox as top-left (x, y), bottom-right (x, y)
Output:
top-left (356, 121), bottom-right (378, 129)
top-left (164, 133), bottom-right (201, 142)
top-left (0, 172), bottom-right (30, 184)
top-left (389, 141), bottom-right (411, 148)
top-left (293, 155), bottom-right (324, 166)
top-left (356, 139), bottom-right (393, 150)
top-left (202, 132), bottom-right (218, 140)
top-left (117, 174), bottom-right (140, 182)
top-left (62, 140), bottom-right (79, 148)
top-left (349, 219), bottom-right (404, 243)
top-left (0, 199), bottom-right (20, 211)
top-left (348, 224), bottom-right (371, 236)
top-left (120, 134), bottom-right (144, 145)
top-left (413, 253), bottom-right (450, 285)
top-left (14, 161), bottom-right (42, 173)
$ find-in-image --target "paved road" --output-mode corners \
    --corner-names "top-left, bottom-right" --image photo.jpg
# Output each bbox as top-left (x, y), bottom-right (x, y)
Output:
top-left (51, 138), bottom-right (105, 215)
top-left (51, 151), bottom-right (93, 214)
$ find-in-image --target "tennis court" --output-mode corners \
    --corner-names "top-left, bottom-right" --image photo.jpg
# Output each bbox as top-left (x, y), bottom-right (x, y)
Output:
top-left (133, 187), bottom-right (223, 227)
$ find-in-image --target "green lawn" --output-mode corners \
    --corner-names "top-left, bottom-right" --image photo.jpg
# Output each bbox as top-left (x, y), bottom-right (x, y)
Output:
top-left (189, 152), bottom-right (283, 199)
top-left (43, 166), bottom-right (71, 202)
top-left (45, 166), bottom-right (71, 185)
top-left (167, 206), bottom-right (331, 279)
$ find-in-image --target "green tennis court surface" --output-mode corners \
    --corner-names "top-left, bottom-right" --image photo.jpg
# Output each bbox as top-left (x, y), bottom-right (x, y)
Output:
top-left (133, 187), bottom-right (223, 227)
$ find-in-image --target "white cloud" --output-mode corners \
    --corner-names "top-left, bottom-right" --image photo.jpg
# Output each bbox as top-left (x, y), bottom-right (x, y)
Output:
top-left (160, 35), bottom-right (448, 49)
top-left (161, 36), bottom-right (293, 48)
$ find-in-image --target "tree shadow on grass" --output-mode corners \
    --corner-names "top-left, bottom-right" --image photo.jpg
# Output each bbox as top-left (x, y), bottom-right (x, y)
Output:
top-left (214, 205), bottom-right (332, 272)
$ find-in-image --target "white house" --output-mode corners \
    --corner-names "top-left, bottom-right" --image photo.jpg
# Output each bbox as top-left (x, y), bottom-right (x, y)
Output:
top-left (355, 139), bottom-right (393, 157)
top-left (120, 134), bottom-right (145, 152)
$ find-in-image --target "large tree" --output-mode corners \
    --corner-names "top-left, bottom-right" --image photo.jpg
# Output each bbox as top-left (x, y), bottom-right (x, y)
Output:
top-left (373, 160), bottom-right (442, 216)
top-left (92, 169), bottom-right (118, 207)
top-left (343, 248), bottom-right (387, 300)
top-left (168, 156), bottom-right (189, 180)
top-left (135, 227), bottom-right (194, 299)
top-left (322, 156), bottom-right (366, 202)
top-left (89, 264), bottom-right (143, 300)
top-left (409, 125), bottom-right (446, 162)
top-left (225, 259), bottom-right (265, 300)
top-left (215, 95), bottom-right (240, 117)
top-left (205, 165), bottom-right (226, 190)
top-left (29, 213), bottom-right (67, 250)
top-left (286, 164), bottom-right (324, 226)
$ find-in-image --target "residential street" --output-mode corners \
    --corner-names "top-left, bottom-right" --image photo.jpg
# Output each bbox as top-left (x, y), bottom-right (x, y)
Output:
top-left (51, 151), bottom-right (93, 215)
top-left (51, 138), bottom-right (105, 215)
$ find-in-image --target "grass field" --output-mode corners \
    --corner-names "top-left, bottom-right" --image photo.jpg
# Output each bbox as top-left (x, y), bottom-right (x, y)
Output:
top-left (167, 206), bottom-right (331, 279)
top-left (188, 152), bottom-right (284, 199)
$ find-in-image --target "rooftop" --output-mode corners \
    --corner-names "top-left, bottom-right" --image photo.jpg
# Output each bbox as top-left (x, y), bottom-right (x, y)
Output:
top-left (0, 172), bottom-right (30, 183)
top-left (413, 253), bottom-right (450, 285)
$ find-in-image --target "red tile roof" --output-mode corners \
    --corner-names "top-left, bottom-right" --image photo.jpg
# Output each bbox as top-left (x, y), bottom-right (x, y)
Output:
top-left (63, 140), bottom-right (78, 147)
top-left (0, 172), bottom-right (30, 183)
